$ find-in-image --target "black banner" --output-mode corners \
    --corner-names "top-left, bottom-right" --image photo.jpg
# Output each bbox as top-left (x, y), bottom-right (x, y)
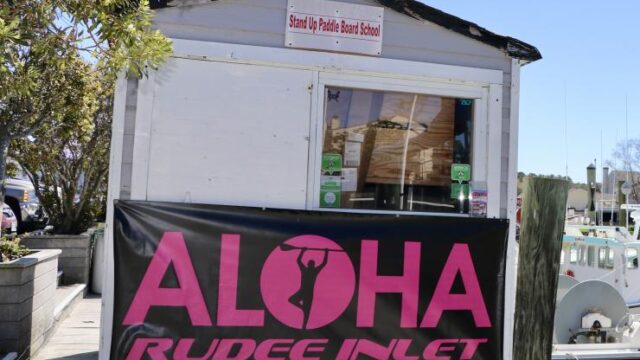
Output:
top-left (112, 201), bottom-right (509, 360)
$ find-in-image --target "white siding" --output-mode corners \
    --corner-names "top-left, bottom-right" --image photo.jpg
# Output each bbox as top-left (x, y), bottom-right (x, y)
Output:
top-left (151, 0), bottom-right (514, 217)
top-left (103, 1), bottom-right (526, 354)
top-left (152, 0), bottom-right (511, 71)
top-left (139, 58), bottom-right (314, 209)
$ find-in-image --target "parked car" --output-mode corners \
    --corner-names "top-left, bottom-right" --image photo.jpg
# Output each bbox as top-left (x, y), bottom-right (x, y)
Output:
top-left (1, 204), bottom-right (17, 234)
top-left (4, 178), bottom-right (48, 233)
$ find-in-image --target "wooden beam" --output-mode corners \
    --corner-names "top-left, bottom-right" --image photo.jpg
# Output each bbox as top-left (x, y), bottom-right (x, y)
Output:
top-left (513, 176), bottom-right (569, 360)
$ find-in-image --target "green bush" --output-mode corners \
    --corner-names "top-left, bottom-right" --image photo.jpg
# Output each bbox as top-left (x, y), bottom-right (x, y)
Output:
top-left (0, 237), bottom-right (30, 263)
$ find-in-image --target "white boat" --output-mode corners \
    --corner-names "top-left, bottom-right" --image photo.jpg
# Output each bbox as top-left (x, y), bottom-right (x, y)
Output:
top-left (560, 224), bottom-right (640, 306)
top-left (552, 212), bottom-right (640, 359)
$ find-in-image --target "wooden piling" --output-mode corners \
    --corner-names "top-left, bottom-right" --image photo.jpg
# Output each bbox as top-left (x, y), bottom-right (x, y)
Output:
top-left (513, 176), bottom-right (569, 360)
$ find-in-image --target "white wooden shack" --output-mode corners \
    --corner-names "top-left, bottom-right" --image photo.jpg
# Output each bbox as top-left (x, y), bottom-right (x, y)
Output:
top-left (101, 1), bottom-right (541, 358)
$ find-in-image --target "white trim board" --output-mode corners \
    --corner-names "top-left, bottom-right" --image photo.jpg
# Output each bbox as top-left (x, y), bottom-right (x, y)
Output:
top-left (503, 59), bottom-right (521, 360)
top-left (171, 39), bottom-right (504, 86)
top-left (99, 74), bottom-right (128, 360)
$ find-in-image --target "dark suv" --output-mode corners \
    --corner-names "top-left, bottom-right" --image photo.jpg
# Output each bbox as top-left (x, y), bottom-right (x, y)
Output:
top-left (4, 178), bottom-right (47, 233)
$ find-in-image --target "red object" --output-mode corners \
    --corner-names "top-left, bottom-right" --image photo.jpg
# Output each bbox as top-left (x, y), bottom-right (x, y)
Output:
top-left (565, 270), bottom-right (575, 278)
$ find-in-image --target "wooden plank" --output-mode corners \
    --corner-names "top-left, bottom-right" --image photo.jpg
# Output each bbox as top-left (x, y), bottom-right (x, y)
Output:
top-left (513, 176), bottom-right (569, 360)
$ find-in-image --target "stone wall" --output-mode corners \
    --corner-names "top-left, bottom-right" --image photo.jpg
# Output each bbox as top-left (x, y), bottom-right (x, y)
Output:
top-left (21, 235), bottom-right (91, 285)
top-left (0, 249), bottom-right (60, 357)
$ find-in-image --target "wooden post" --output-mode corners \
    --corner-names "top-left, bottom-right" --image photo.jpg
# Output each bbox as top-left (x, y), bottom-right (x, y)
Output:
top-left (513, 176), bottom-right (569, 360)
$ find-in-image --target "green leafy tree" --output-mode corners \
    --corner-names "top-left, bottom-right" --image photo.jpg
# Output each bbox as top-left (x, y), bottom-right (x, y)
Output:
top-left (12, 66), bottom-right (113, 234)
top-left (0, 0), bottom-right (171, 201)
top-left (1, 0), bottom-right (171, 233)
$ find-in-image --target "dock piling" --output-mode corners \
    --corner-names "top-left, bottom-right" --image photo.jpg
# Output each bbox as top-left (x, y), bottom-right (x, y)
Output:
top-left (513, 176), bottom-right (569, 360)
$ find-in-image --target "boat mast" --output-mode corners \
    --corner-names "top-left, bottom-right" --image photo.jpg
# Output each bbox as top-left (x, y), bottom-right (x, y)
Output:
top-left (564, 83), bottom-right (569, 180)
top-left (626, 95), bottom-right (630, 185)
top-left (611, 129), bottom-right (618, 225)
top-left (600, 129), bottom-right (604, 225)
top-left (625, 96), bottom-right (630, 228)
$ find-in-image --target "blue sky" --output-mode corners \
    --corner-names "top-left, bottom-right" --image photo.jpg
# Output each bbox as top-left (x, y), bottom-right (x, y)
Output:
top-left (423, 0), bottom-right (640, 183)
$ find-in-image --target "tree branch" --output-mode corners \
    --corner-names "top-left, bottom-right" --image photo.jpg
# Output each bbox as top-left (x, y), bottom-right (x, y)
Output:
top-left (9, 119), bottom-right (43, 139)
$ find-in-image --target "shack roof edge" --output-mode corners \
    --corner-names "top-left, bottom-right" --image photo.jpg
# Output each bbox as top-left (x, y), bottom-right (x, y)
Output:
top-left (147, 0), bottom-right (542, 63)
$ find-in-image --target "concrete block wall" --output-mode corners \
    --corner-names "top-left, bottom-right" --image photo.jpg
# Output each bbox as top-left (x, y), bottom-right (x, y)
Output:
top-left (0, 249), bottom-right (60, 357)
top-left (21, 235), bottom-right (91, 285)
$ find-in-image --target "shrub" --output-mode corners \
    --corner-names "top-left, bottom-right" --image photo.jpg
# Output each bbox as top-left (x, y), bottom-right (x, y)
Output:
top-left (0, 237), bottom-right (30, 263)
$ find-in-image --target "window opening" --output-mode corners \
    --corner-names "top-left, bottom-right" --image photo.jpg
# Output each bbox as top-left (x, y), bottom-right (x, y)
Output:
top-left (319, 87), bottom-right (473, 213)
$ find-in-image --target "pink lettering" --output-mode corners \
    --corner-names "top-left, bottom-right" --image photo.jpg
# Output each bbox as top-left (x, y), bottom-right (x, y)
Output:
top-left (123, 232), bottom-right (211, 326)
top-left (350, 339), bottom-right (398, 360)
top-left (459, 338), bottom-right (488, 359)
top-left (125, 338), bottom-right (173, 360)
top-left (421, 244), bottom-right (491, 328)
top-left (254, 339), bottom-right (294, 360)
top-left (174, 339), bottom-right (219, 360)
top-left (357, 241), bottom-right (421, 327)
top-left (290, 339), bottom-right (328, 360)
top-left (423, 339), bottom-right (458, 360)
top-left (217, 234), bottom-right (264, 326)
top-left (122, 337), bottom-right (486, 360)
top-left (392, 339), bottom-right (419, 360)
top-left (335, 339), bottom-right (358, 359)
top-left (213, 339), bottom-right (256, 360)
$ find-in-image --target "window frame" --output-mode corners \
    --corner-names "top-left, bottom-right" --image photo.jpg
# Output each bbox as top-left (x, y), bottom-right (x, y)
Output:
top-left (309, 73), bottom-right (495, 217)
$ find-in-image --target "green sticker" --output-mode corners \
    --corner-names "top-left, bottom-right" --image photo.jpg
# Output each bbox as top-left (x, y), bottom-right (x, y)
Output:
top-left (322, 154), bottom-right (343, 174)
top-left (320, 176), bottom-right (341, 208)
top-left (450, 183), bottom-right (470, 200)
top-left (320, 190), bottom-right (341, 208)
top-left (451, 164), bottom-right (471, 182)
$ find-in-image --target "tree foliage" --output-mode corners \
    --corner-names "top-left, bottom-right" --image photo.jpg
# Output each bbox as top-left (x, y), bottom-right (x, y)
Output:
top-left (12, 66), bottom-right (113, 234)
top-left (0, 0), bottom-right (172, 79)
top-left (1, 0), bottom-right (170, 141)
top-left (0, 0), bottom-right (171, 233)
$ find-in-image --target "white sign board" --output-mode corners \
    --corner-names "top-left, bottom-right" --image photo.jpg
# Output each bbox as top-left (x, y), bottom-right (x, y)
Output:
top-left (285, 0), bottom-right (384, 56)
top-left (341, 167), bottom-right (358, 192)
